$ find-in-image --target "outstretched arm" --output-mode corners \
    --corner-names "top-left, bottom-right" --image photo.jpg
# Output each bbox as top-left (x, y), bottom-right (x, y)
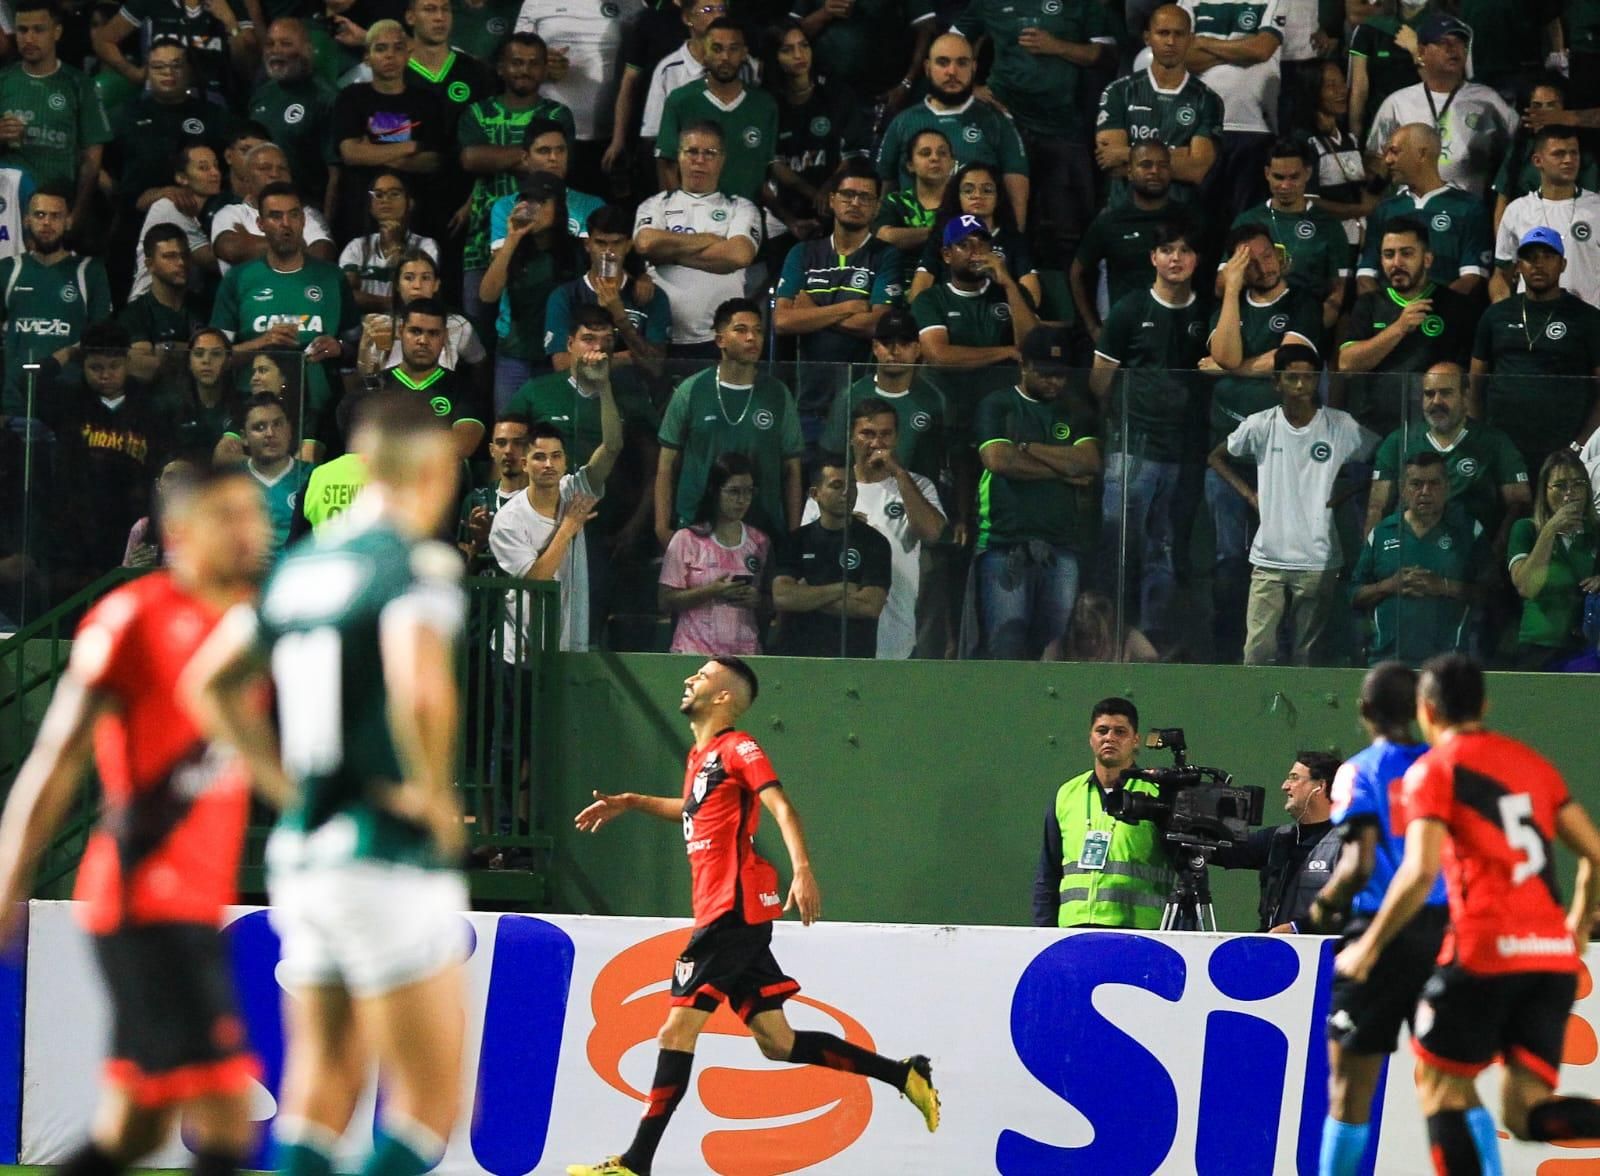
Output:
top-left (759, 784), bottom-right (820, 925)
top-left (575, 789), bottom-right (685, 831)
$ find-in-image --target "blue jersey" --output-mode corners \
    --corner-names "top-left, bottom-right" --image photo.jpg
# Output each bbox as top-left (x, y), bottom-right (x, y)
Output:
top-left (1329, 739), bottom-right (1448, 915)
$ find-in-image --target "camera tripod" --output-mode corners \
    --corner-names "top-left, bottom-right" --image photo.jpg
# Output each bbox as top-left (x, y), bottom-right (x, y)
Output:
top-left (1159, 842), bottom-right (1220, 932)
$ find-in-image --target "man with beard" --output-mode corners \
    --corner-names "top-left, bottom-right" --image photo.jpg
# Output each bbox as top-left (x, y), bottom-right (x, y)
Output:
top-left (380, 298), bottom-right (486, 459)
top-left (1340, 217), bottom-right (1479, 443)
top-left (1353, 451), bottom-right (1483, 664)
top-left (1094, 4), bottom-right (1222, 205)
top-left (1204, 223), bottom-right (1322, 663)
top-left (210, 183), bottom-right (353, 456)
top-left (460, 34), bottom-right (575, 331)
top-left (249, 19), bottom-right (338, 207)
top-left (1358, 124), bottom-right (1492, 298)
top-left (0, 184), bottom-right (111, 417)
top-left (128, 143), bottom-right (222, 298)
top-left (1071, 141), bottom-right (1201, 344)
top-left (1367, 363), bottom-right (1529, 548)
top-left (972, 327), bottom-right (1101, 660)
top-left (876, 32), bottom-right (1030, 228)
top-left (459, 413), bottom-right (529, 571)
top-left (1471, 227), bottom-right (1600, 475)
top-left (121, 224), bottom-right (210, 392)
top-left (656, 19), bottom-right (778, 204)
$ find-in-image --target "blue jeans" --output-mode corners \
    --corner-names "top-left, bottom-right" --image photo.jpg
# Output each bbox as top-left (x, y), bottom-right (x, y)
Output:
top-left (1205, 466), bottom-right (1257, 663)
top-left (976, 543), bottom-right (1080, 660)
top-left (493, 354), bottom-right (531, 417)
top-left (1099, 453), bottom-right (1179, 645)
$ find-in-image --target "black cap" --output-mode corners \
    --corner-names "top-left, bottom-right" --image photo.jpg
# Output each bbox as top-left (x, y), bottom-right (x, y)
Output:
top-left (1019, 326), bottom-right (1072, 370)
top-left (517, 170), bottom-right (566, 202)
top-left (874, 307), bottom-right (921, 343)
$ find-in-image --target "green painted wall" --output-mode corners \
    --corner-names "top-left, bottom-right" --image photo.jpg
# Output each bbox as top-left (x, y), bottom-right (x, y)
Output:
top-left (539, 655), bottom-right (1600, 932)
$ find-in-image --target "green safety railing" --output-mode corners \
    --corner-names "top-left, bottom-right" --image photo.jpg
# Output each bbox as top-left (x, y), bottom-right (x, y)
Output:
top-left (0, 571), bottom-right (563, 904)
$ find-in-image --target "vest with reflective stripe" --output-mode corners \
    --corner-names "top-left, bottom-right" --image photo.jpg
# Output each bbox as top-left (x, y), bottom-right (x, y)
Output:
top-left (1056, 769), bottom-right (1172, 929)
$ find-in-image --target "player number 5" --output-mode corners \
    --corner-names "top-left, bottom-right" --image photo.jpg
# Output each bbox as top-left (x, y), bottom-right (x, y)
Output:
top-left (1498, 793), bottom-right (1548, 886)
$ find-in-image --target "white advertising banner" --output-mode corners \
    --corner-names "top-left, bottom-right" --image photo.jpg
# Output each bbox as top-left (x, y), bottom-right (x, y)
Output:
top-left (19, 901), bottom-right (1600, 1175)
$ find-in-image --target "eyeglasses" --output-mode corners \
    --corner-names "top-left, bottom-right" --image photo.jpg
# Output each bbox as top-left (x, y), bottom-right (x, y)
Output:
top-left (1549, 479), bottom-right (1588, 493)
top-left (369, 188), bottom-right (407, 198)
top-left (682, 147), bottom-right (722, 159)
top-left (147, 60), bottom-right (185, 73)
top-left (833, 190), bottom-right (876, 204)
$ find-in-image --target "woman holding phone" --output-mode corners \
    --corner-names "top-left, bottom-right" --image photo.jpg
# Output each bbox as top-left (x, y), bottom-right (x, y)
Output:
top-left (658, 452), bottom-right (771, 655)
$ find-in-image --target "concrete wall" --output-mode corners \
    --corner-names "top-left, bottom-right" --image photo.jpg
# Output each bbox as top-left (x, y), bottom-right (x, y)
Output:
top-left (539, 655), bottom-right (1600, 932)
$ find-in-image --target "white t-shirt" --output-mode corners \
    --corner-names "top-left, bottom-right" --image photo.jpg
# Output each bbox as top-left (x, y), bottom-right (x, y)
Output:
top-left (210, 201), bottom-right (334, 276)
top-left (633, 189), bottom-right (761, 343)
top-left (1365, 82), bottom-right (1515, 197)
top-left (1579, 430), bottom-right (1600, 514)
top-left (1494, 189), bottom-right (1600, 308)
top-left (514, 0), bottom-right (642, 140)
top-left (1276, 0), bottom-right (1319, 63)
top-left (489, 467), bottom-right (603, 656)
top-left (1178, 0), bottom-right (1284, 134)
top-left (801, 472), bottom-right (943, 659)
top-left (130, 198), bottom-right (210, 297)
top-left (1226, 404), bottom-right (1376, 570)
top-left (337, 232), bottom-right (438, 297)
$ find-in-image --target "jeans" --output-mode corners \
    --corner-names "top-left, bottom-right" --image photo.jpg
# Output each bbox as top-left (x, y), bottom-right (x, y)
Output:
top-left (976, 542), bottom-right (1080, 660)
top-left (1205, 466), bottom-right (1257, 663)
top-left (1099, 452), bottom-right (1179, 646)
top-left (494, 354), bottom-right (531, 417)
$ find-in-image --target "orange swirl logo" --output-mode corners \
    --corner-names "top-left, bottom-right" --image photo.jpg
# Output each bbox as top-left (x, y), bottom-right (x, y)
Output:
top-left (586, 929), bottom-right (875, 1175)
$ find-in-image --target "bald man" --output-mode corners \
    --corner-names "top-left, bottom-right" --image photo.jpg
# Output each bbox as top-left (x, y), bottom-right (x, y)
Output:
top-left (876, 32), bottom-right (1031, 228)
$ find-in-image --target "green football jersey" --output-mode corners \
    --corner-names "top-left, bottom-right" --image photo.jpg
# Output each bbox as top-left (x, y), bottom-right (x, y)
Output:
top-left (0, 62), bottom-right (112, 190)
top-left (658, 368), bottom-right (803, 537)
top-left (0, 251), bottom-right (112, 414)
top-left (656, 81), bottom-right (780, 204)
top-left (821, 374), bottom-right (950, 481)
top-left (1471, 291), bottom-right (1600, 466)
top-left (790, 0), bottom-right (907, 92)
top-left (973, 383), bottom-right (1100, 551)
top-left (248, 75), bottom-right (338, 201)
top-left (1095, 286), bottom-right (1210, 461)
top-left (955, 0), bottom-right (1114, 135)
top-left (250, 456), bottom-right (313, 552)
top-left (1352, 510), bottom-right (1480, 664)
top-left (910, 279), bottom-right (1023, 435)
top-left (1358, 186), bottom-right (1492, 287)
top-left (1370, 422), bottom-right (1528, 535)
top-left (1207, 285), bottom-right (1323, 449)
top-left (450, 0), bottom-right (520, 60)
top-left (255, 516), bottom-right (464, 870)
top-left (875, 96), bottom-right (1031, 187)
top-left (875, 189), bottom-right (939, 234)
top-left (459, 96), bottom-right (577, 270)
top-left (1077, 200), bottom-right (1204, 312)
top-left (1231, 202), bottom-right (1351, 300)
top-left (1096, 68), bottom-right (1222, 201)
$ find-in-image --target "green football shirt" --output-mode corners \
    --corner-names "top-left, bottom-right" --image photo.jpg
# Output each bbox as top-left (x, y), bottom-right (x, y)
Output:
top-left (1370, 423), bottom-right (1528, 534)
top-left (0, 61), bottom-right (112, 190)
top-left (1358, 186), bottom-right (1492, 287)
top-left (1352, 510), bottom-right (1480, 664)
top-left (1096, 67), bottom-right (1222, 202)
top-left (1340, 283), bottom-right (1479, 438)
top-left (658, 368), bottom-right (803, 537)
top-left (248, 75), bottom-right (339, 201)
top-left (254, 516), bottom-right (464, 869)
top-left (1077, 200), bottom-right (1202, 312)
top-left (1095, 285), bottom-right (1210, 462)
top-left (1506, 516), bottom-right (1599, 649)
top-left (910, 279), bottom-right (1022, 436)
top-left (954, 0), bottom-right (1114, 136)
top-left (0, 251), bottom-right (112, 413)
top-left (1231, 202), bottom-right (1351, 300)
top-left (821, 374), bottom-right (950, 481)
top-left (973, 383), bottom-right (1100, 551)
top-left (459, 95), bottom-right (577, 270)
top-left (656, 81), bottom-right (780, 204)
top-left (876, 96), bottom-right (1031, 187)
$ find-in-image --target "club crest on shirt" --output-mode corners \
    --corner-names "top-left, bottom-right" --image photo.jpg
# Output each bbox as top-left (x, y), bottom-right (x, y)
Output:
top-left (1310, 441), bottom-right (1333, 463)
top-left (693, 752), bottom-right (719, 803)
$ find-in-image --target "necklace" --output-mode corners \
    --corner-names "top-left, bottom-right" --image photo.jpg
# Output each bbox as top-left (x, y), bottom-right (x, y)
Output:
top-left (717, 380), bottom-right (754, 426)
top-left (1521, 295), bottom-right (1561, 352)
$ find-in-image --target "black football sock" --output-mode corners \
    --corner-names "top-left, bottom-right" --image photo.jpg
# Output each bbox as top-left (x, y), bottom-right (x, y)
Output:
top-left (1526, 1097), bottom-right (1600, 1140)
top-left (787, 1030), bottom-right (911, 1088)
top-left (619, 1048), bottom-right (695, 1175)
top-left (190, 1149), bottom-right (240, 1176)
top-left (1426, 1110), bottom-right (1491, 1176)
top-left (60, 1142), bottom-right (124, 1176)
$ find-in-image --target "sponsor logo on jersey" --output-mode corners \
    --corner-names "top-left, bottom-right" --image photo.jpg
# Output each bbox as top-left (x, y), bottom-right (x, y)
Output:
top-left (1309, 441), bottom-right (1333, 463)
top-left (1548, 320), bottom-right (1569, 340)
top-left (752, 407), bottom-right (775, 430)
top-left (251, 313), bottom-right (324, 333)
top-left (759, 890), bottom-right (780, 907)
top-left (252, 287), bottom-right (275, 301)
top-left (840, 547), bottom-right (861, 570)
top-left (0, 195), bottom-right (10, 216)
top-left (283, 102), bottom-right (305, 124)
top-left (14, 316), bottom-right (71, 336)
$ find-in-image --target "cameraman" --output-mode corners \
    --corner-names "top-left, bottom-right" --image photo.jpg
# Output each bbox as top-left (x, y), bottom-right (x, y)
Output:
top-left (1214, 752), bottom-right (1343, 932)
top-left (1032, 698), bottom-right (1174, 929)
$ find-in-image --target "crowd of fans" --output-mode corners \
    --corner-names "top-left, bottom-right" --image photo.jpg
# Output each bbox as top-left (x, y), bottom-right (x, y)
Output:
top-left (5, 0), bottom-right (1600, 669)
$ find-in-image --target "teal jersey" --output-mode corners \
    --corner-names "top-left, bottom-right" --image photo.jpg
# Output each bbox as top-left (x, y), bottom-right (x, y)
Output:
top-left (250, 457), bottom-right (313, 552)
top-left (1370, 422), bottom-right (1528, 535)
top-left (955, 0), bottom-right (1115, 135)
top-left (1206, 285), bottom-right (1323, 449)
top-left (1352, 510), bottom-right (1481, 664)
top-left (1230, 202), bottom-right (1351, 299)
top-left (0, 62), bottom-right (112, 190)
top-left (974, 383), bottom-right (1100, 551)
top-left (876, 96), bottom-right (1031, 186)
top-left (1095, 286), bottom-right (1210, 461)
top-left (0, 251), bottom-right (112, 414)
top-left (459, 95), bottom-right (578, 270)
top-left (656, 81), bottom-right (780, 204)
top-left (255, 516), bottom-right (465, 869)
top-left (1096, 67), bottom-right (1222, 200)
top-left (1358, 186), bottom-right (1493, 286)
top-left (775, 233), bottom-right (905, 364)
top-left (248, 75), bottom-right (339, 201)
top-left (210, 255), bottom-right (356, 431)
top-left (658, 368), bottom-right (803, 537)
top-left (821, 374), bottom-right (950, 482)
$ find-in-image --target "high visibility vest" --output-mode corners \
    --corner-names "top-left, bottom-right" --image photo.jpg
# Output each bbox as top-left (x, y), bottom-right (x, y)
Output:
top-left (1056, 769), bottom-right (1172, 929)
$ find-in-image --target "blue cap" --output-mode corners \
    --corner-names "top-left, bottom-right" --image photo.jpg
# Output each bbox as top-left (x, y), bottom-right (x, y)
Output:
top-left (1518, 226), bottom-right (1565, 257)
top-left (1417, 13), bottom-right (1471, 45)
top-left (942, 213), bottom-right (991, 248)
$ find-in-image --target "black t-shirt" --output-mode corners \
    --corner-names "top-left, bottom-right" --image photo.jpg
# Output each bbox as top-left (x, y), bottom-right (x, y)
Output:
top-left (379, 365), bottom-right (486, 432)
top-left (1341, 282), bottom-right (1480, 438)
top-left (772, 79), bottom-right (868, 210)
top-left (329, 83), bottom-right (447, 239)
top-left (775, 517), bottom-right (892, 658)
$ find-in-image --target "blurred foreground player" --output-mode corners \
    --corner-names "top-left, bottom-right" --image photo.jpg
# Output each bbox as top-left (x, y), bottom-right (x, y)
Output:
top-left (1336, 654), bottom-right (1600, 1175)
top-left (0, 467), bottom-right (271, 1176)
top-left (1310, 661), bottom-right (1447, 1176)
top-left (185, 395), bottom-right (471, 1176)
top-left (568, 657), bottom-right (940, 1176)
